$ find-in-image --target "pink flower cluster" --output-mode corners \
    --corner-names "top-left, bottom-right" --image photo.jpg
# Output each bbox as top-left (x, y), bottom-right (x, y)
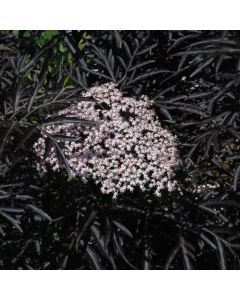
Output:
top-left (34, 83), bottom-right (180, 199)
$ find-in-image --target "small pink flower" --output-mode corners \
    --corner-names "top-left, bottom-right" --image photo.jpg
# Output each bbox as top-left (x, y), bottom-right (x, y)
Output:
top-left (34, 82), bottom-right (180, 199)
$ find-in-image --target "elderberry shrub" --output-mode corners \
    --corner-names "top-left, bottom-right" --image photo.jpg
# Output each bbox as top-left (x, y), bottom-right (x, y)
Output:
top-left (0, 30), bottom-right (240, 269)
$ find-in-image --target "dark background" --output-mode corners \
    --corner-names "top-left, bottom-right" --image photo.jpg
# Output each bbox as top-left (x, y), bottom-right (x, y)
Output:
top-left (0, 30), bottom-right (240, 269)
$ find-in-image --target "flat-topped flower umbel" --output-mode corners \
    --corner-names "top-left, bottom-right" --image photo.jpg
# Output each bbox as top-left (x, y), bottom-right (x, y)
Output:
top-left (34, 83), bottom-right (180, 199)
